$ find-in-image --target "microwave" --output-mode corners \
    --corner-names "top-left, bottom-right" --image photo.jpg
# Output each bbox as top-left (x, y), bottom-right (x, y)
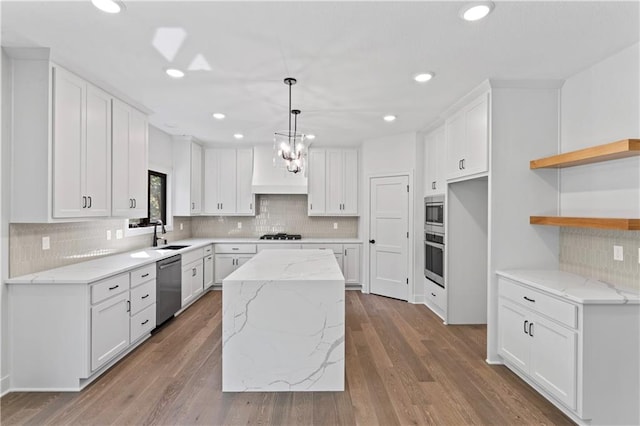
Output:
top-left (425, 195), bottom-right (444, 231)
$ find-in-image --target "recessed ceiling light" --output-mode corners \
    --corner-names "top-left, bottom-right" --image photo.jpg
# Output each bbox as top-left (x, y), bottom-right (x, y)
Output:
top-left (383, 115), bottom-right (397, 122)
top-left (414, 72), bottom-right (435, 83)
top-left (212, 113), bottom-right (225, 120)
top-left (460, 2), bottom-right (494, 21)
top-left (233, 133), bottom-right (244, 139)
top-left (165, 68), bottom-right (185, 78)
top-left (91, 0), bottom-right (124, 14)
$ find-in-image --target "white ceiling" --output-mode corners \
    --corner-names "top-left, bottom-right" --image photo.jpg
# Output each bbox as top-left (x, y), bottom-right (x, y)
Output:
top-left (2, 1), bottom-right (638, 147)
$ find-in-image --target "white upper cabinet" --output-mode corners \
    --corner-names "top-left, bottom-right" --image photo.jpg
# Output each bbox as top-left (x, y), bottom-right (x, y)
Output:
top-left (173, 137), bottom-right (203, 216)
top-left (111, 99), bottom-right (149, 218)
top-left (204, 148), bottom-right (254, 216)
top-left (9, 54), bottom-right (119, 222)
top-left (424, 125), bottom-right (445, 196)
top-left (236, 148), bottom-right (255, 215)
top-left (446, 92), bottom-right (489, 181)
top-left (307, 149), bottom-right (326, 214)
top-left (308, 148), bottom-right (358, 216)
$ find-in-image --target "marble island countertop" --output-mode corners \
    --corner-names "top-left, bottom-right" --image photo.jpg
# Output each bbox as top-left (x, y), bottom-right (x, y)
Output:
top-left (6, 237), bottom-right (362, 285)
top-left (496, 269), bottom-right (640, 304)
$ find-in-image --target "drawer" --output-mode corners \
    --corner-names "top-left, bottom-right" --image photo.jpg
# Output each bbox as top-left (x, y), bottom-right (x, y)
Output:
top-left (203, 244), bottom-right (213, 255)
top-left (498, 278), bottom-right (577, 329)
top-left (91, 273), bottom-right (130, 305)
top-left (301, 243), bottom-right (343, 254)
top-left (425, 279), bottom-right (446, 312)
top-left (130, 279), bottom-right (156, 315)
top-left (182, 247), bottom-right (204, 265)
top-left (257, 243), bottom-right (301, 252)
top-left (130, 303), bottom-right (156, 342)
top-left (130, 263), bottom-right (156, 288)
top-left (215, 244), bottom-right (257, 254)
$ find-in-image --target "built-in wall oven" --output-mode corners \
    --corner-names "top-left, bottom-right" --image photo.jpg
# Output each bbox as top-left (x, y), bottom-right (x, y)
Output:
top-left (424, 195), bottom-right (445, 288)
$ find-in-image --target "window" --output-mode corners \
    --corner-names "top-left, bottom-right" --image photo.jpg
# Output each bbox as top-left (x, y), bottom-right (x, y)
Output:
top-left (129, 170), bottom-right (167, 228)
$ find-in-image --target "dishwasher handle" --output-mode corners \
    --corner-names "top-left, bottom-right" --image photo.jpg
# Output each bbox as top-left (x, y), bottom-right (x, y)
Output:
top-left (158, 258), bottom-right (182, 270)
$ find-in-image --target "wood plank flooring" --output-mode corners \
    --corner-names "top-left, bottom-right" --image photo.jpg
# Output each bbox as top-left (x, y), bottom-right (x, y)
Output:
top-left (1, 291), bottom-right (573, 425)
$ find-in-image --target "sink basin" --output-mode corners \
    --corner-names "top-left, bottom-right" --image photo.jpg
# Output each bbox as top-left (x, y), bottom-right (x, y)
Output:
top-left (156, 245), bottom-right (190, 250)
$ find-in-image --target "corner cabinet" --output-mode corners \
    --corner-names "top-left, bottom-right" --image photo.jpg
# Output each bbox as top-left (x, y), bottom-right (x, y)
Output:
top-left (497, 275), bottom-right (640, 425)
top-left (204, 148), bottom-right (255, 216)
top-left (173, 137), bottom-right (203, 216)
top-left (424, 125), bottom-right (446, 195)
top-left (446, 92), bottom-right (489, 181)
top-left (111, 99), bottom-right (148, 218)
top-left (308, 148), bottom-right (358, 216)
top-left (9, 53), bottom-right (130, 222)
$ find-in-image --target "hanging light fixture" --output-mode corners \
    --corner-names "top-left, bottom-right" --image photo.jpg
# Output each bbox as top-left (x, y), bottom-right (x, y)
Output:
top-left (274, 77), bottom-right (307, 174)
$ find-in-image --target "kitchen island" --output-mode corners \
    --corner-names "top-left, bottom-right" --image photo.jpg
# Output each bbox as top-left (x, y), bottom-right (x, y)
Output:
top-left (222, 249), bottom-right (345, 392)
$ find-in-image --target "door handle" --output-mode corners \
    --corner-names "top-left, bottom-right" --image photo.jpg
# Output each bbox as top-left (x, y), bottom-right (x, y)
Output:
top-left (126, 300), bottom-right (131, 313)
top-left (524, 320), bottom-right (529, 335)
top-left (88, 196), bottom-right (92, 208)
top-left (82, 196), bottom-right (87, 208)
top-left (528, 323), bottom-right (534, 337)
top-left (461, 159), bottom-right (466, 169)
top-left (369, 239), bottom-right (375, 244)
top-left (192, 202), bottom-right (195, 210)
top-left (141, 294), bottom-right (149, 299)
top-left (192, 268), bottom-right (197, 277)
top-left (133, 198), bottom-right (137, 208)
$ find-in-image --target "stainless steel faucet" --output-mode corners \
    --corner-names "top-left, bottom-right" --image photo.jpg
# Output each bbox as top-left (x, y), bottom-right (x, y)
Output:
top-left (152, 219), bottom-right (167, 247)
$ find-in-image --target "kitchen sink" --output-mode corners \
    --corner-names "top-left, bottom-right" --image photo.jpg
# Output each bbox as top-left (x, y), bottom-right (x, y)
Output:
top-left (156, 245), bottom-right (190, 250)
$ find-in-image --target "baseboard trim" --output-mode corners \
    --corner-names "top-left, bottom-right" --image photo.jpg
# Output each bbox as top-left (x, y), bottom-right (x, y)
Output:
top-left (1, 374), bottom-right (10, 397)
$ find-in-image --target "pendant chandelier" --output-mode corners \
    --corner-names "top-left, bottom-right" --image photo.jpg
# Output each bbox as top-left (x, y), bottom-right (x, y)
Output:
top-left (274, 77), bottom-right (307, 174)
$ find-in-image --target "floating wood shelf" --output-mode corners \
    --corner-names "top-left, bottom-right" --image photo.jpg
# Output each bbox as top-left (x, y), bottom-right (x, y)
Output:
top-left (530, 139), bottom-right (640, 169)
top-left (530, 216), bottom-right (640, 231)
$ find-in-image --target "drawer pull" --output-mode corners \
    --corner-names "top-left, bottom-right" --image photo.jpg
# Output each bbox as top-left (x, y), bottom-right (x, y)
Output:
top-left (141, 273), bottom-right (149, 278)
top-left (431, 292), bottom-right (436, 297)
top-left (523, 296), bottom-right (536, 303)
top-left (141, 294), bottom-right (149, 299)
top-left (141, 319), bottom-right (149, 325)
top-left (108, 285), bottom-right (119, 290)
top-left (524, 320), bottom-right (529, 334)
top-left (232, 248), bottom-right (239, 250)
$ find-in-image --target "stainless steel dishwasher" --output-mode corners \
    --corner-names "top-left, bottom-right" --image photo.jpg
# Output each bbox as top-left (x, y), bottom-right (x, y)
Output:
top-left (156, 255), bottom-right (182, 325)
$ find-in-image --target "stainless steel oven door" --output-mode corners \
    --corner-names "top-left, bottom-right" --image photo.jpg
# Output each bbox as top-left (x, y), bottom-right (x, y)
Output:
top-left (424, 239), bottom-right (444, 288)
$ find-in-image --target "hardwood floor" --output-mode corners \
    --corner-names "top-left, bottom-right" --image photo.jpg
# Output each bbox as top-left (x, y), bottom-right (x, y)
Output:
top-left (1, 291), bottom-right (573, 425)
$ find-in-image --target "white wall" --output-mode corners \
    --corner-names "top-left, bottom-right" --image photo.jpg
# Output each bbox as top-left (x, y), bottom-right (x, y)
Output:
top-left (560, 42), bottom-right (640, 217)
top-left (360, 132), bottom-right (423, 302)
top-left (1, 49), bottom-right (12, 395)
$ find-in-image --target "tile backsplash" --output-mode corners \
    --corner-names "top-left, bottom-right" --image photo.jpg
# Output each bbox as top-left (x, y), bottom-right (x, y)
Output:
top-left (192, 194), bottom-right (358, 238)
top-left (559, 227), bottom-right (640, 290)
top-left (9, 217), bottom-right (193, 278)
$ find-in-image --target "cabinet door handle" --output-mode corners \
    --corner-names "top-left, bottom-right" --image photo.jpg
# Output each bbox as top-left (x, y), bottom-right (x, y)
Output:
top-left (108, 285), bottom-right (119, 290)
top-left (523, 296), bottom-right (535, 303)
top-left (528, 322), bottom-right (534, 337)
top-left (141, 294), bottom-right (149, 299)
top-left (344, 249), bottom-right (347, 256)
top-left (133, 198), bottom-right (137, 208)
top-left (192, 268), bottom-right (197, 277)
top-left (88, 196), bottom-right (92, 208)
top-left (524, 320), bottom-right (529, 334)
top-left (82, 196), bottom-right (87, 208)
top-left (462, 159), bottom-right (466, 169)
top-left (431, 292), bottom-right (436, 297)
top-left (221, 203), bottom-right (223, 209)
top-left (141, 319), bottom-right (149, 325)
top-left (126, 300), bottom-right (131, 313)
top-left (129, 198), bottom-right (133, 208)
top-left (192, 202), bottom-right (195, 210)
top-left (310, 203), bottom-right (313, 210)
top-left (250, 203), bottom-right (252, 210)
top-left (207, 256), bottom-right (212, 260)
top-left (141, 273), bottom-right (149, 278)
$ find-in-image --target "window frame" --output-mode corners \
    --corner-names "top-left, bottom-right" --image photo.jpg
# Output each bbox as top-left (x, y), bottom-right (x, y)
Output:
top-left (124, 164), bottom-right (173, 237)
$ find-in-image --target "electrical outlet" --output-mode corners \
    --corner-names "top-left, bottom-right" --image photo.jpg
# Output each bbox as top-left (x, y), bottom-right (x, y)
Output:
top-left (42, 236), bottom-right (50, 250)
top-left (333, 222), bottom-right (338, 230)
top-left (237, 222), bottom-right (242, 229)
top-left (106, 230), bottom-right (112, 240)
top-left (116, 229), bottom-right (123, 240)
top-left (613, 245), bottom-right (623, 261)
top-left (180, 223), bottom-right (183, 231)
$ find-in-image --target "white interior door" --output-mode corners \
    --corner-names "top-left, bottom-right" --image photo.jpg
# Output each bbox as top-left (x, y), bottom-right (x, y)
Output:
top-left (369, 175), bottom-right (409, 301)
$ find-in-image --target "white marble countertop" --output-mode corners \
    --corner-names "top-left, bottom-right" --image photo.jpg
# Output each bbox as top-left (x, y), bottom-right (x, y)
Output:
top-left (496, 269), bottom-right (640, 304)
top-left (6, 237), bottom-right (361, 285)
top-left (225, 249), bottom-right (344, 282)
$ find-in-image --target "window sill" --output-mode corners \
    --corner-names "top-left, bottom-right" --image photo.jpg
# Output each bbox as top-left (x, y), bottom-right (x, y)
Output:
top-left (125, 223), bottom-right (174, 237)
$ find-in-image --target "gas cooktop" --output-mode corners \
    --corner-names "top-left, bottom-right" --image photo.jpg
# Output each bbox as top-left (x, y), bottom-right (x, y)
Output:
top-left (259, 233), bottom-right (302, 240)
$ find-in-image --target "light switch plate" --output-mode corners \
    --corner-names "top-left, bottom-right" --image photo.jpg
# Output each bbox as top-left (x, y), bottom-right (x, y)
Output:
top-left (42, 236), bottom-right (50, 250)
top-left (333, 222), bottom-right (338, 229)
top-left (613, 245), bottom-right (623, 261)
top-left (237, 222), bottom-right (242, 229)
top-left (116, 229), bottom-right (123, 240)
top-left (106, 230), bottom-right (112, 240)
top-left (180, 223), bottom-right (183, 231)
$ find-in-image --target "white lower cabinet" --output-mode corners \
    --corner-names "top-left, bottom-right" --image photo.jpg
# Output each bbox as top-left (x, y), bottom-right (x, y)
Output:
top-left (204, 254), bottom-right (214, 289)
top-left (343, 244), bottom-right (360, 284)
top-left (91, 292), bottom-right (130, 371)
top-left (424, 279), bottom-right (446, 317)
top-left (181, 260), bottom-right (203, 307)
top-left (214, 244), bottom-right (257, 283)
top-left (497, 275), bottom-right (639, 425)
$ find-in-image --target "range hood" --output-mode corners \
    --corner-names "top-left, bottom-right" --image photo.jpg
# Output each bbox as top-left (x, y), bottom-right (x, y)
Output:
top-left (251, 145), bottom-right (308, 194)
